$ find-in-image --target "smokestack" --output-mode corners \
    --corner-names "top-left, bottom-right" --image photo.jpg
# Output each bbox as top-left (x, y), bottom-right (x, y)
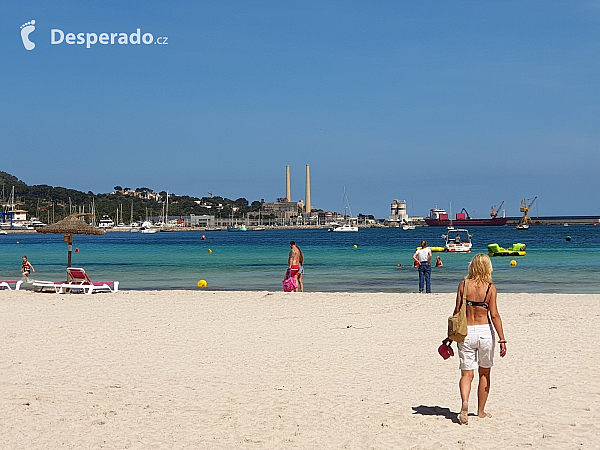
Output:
top-left (305, 164), bottom-right (311, 214)
top-left (286, 165), bottom-right (291, 202)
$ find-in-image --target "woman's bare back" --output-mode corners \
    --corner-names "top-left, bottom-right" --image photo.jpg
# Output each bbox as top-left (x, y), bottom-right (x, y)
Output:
top-left (457, 280), bottom-right (497, 325)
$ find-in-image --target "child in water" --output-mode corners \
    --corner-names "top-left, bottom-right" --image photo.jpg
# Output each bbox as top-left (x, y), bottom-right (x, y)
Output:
top-left (21, 255), bottom-right (35, 282)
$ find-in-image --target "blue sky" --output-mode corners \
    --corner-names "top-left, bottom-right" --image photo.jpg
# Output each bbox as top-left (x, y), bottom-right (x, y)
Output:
top-left (2, 1), bottom-right (599, 218)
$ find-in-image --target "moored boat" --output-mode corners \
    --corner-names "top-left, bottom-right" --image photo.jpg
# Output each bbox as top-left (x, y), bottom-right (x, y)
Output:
top-left (442, 228), bottom-right (472, 252)
top-left (98, 215), bottom-right (115, 229)
top-left (328, 223), bottom-right (359, 232)
top-left (227, 224), bottom-right (248, 232)
top-left (328, 187), bottom-right (359, 232)
top-left (425, 205), bottom-right (509, 226)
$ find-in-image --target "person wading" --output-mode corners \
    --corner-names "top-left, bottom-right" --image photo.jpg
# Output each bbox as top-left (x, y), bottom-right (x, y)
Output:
top-left (413, 240), bottom-right (432, 293)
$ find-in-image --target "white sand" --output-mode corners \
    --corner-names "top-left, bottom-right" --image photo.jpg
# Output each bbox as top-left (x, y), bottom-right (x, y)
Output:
top-left (0, 290), bottom-right (598, 449)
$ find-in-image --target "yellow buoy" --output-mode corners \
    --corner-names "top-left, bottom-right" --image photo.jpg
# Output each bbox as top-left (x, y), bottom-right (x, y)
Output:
top-left (197, 280), bottom-right (207, 287)
top-left (510, 260), bottom-right (517, 267)
top-left (208, 249), bottom-right (212, 253)
top-left (353, 245), bottom-right (358, 249)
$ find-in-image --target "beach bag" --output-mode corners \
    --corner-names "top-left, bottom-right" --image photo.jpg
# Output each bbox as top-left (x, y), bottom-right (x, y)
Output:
top-left (447, 279), bottom-right (468, 342)
top-left (282, 269), bottom-right (298, 292)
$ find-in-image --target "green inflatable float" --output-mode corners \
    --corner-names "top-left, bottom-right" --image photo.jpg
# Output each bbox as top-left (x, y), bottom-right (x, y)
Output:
top-left (488, 243), bottom-right (526, 257)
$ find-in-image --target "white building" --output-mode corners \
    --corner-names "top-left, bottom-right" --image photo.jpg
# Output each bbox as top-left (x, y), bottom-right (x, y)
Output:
top-left (387, 199), bottom-right (408, 223)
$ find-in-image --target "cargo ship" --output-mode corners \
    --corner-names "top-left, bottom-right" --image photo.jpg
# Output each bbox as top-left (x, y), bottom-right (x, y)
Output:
top-left (424, 205), bottom-right (509, 227)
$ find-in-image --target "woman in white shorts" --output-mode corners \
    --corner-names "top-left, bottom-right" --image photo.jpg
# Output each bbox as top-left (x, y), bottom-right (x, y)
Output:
top-left (452, 254), bottom-right (507, 425)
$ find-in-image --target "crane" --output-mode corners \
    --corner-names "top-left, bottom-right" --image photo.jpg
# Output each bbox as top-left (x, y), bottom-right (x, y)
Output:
top-left (518, 196), bottom-right (537, 227)
top-left (490, 201), bottom-right (505, 218)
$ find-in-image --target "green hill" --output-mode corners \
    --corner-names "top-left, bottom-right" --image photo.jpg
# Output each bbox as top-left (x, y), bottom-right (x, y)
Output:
top-left (0, 171), bottom-right (264, 224)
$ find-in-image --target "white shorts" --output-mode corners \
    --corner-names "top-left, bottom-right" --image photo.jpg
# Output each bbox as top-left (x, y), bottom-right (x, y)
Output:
top-left (457, 324), bottom-right (496, 370)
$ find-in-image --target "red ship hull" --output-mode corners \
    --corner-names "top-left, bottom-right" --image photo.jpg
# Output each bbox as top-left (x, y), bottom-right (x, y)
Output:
top-left (424, 217), bottom-right (509, 226)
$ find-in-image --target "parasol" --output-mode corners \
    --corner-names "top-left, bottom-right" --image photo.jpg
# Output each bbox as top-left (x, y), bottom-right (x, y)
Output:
top-left (37, 213), bottom-right (105, 270)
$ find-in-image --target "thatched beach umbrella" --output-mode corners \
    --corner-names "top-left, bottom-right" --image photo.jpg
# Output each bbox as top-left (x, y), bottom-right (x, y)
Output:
top-left (37, 213), bottom-right (105, 270)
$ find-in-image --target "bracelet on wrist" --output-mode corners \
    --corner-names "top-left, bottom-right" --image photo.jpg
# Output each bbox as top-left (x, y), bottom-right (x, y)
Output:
top-left (498, 340), bottom-right (507, 344)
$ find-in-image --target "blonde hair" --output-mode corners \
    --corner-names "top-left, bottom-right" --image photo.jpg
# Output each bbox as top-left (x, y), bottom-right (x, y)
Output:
top-left (466, 253), bottom-right (493, 284)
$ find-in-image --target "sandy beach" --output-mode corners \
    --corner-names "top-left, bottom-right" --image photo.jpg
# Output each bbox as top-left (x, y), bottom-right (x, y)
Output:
top-left (0, 290), bottom-right (598, 449)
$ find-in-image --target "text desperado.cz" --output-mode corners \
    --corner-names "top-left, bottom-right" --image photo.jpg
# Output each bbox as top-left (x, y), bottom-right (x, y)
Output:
top-left (51, 29), bottom-right (168, 48)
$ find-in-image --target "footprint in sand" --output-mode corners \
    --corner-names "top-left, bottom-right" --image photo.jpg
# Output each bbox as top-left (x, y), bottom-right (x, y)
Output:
top-left (20, 20), bottom-right (36, 50)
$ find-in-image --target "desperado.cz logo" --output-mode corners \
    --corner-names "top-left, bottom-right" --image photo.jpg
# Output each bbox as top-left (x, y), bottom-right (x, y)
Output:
top-left (20, 19), bottom-right (168, 50)
top-left (20, 20), bottom-right (36, 50)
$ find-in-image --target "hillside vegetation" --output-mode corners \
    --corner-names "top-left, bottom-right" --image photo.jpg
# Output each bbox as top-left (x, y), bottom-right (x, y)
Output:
top-left (0, 172), bottom-right (264, 223)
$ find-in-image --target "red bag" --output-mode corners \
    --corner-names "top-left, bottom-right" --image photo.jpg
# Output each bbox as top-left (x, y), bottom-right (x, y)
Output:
top-left (282, 269), bottom-right (298, 292)
top-left (438, 339), bottom-right (454, 360)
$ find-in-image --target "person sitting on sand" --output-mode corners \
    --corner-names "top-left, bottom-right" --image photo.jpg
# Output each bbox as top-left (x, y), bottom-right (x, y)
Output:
top-left (435, 256), bottom-right (443, 267)
top-left (21, 255), bottom-right (35, 282)
top-left (450, 254), bottom-right (507, 425)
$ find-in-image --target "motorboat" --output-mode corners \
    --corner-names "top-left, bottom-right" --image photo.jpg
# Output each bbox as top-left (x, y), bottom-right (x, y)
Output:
top-left (227, 224), bottom-right (248, 231)
top-left (139, 221), bottom-right (157, 233)
top-left (442, 228), bottom-right (472, 252)
top-left (516, 224), bottom-right (529, 230)
top-left (98, 215), bottom-right (115, 229)
top-left (402, 224), bottom-right (416, 230)
top-left (27, 217), bottom-right (46, 228)
top-left (328, 223), bottom-right (359, 232)
top-left (0, 229), bottom-right (7, 235)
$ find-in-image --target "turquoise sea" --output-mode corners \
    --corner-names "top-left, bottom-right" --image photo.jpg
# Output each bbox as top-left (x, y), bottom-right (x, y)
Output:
top-left (1, 226), bottom-right (599, 293)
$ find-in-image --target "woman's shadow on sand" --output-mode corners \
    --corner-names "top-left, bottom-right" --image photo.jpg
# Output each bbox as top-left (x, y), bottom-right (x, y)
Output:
top-left (412, 405), bottom-right (462, 424)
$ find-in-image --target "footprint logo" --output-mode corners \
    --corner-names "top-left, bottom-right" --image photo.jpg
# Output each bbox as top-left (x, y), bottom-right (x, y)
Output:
top-left (20, 20), bottom-right (36, 50)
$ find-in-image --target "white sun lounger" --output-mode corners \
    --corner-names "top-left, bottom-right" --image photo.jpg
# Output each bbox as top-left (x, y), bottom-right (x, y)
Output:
top-left (0, 280), bottom-right (23, 290)
top-left (32, 280), bottom-right (66, 293)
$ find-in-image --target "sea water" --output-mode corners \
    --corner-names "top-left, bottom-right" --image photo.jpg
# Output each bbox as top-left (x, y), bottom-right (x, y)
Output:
top-left (0, 226), bottom-right (598, 293)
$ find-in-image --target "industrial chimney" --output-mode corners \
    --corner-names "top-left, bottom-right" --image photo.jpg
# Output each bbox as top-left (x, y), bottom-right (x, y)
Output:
top-left (305, 165), bottom-right (311, 214)
top-left (286, 165), bottom-right (291, 202)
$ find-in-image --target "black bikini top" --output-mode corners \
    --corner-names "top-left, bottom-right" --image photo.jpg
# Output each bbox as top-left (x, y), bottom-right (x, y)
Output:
top-left (465, 283), bottom-right (492, 309)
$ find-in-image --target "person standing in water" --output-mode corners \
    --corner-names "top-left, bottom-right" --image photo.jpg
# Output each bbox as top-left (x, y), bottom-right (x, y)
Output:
top-left (288, 241), bottom-right (300, 292)
top-left (413, 240), bottom-right (432, 293)
top-left (21, 255), bottom-right (35, 282)
top-left (451, 254), bottom-right (507, 425)
top-left (297, 245), bottom-right (305, 292)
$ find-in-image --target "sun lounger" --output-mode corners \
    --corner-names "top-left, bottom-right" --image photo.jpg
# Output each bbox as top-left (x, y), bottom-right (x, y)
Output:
top-left (32, 280), bottom-right (66, 293)
top-left (62, 267), bottom-right (119, 294)
top-left (0, 280), bottom-right (23, 290)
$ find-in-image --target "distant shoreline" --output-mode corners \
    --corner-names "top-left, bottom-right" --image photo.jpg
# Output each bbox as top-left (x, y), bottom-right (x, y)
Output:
top-left (2, 217), bottom-right (598, 234)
